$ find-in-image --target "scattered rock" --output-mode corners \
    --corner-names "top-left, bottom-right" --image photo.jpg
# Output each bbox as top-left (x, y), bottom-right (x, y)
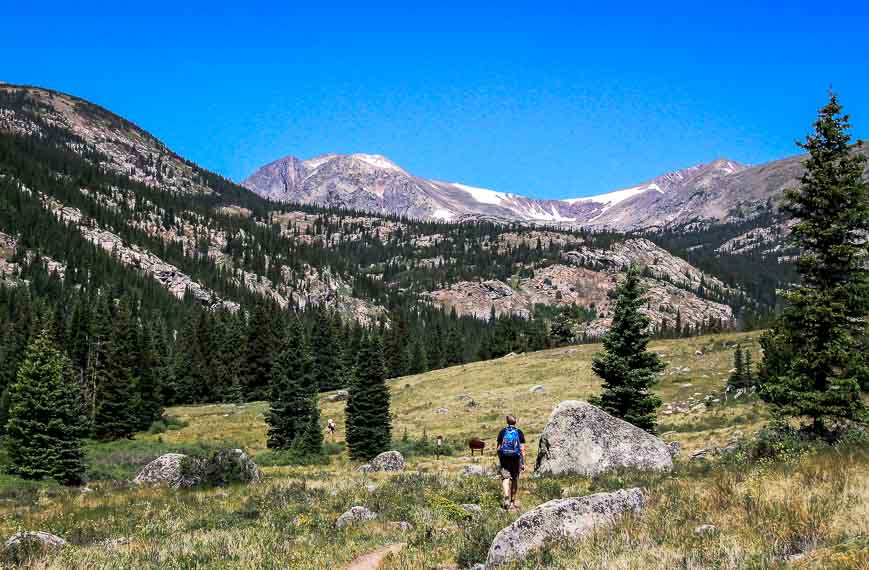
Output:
top-left (461, 504), bottom-right (483, 516)
top-left (386, 521), bottom-right (413, 532)
top-left (695, 350), bottom-right (703, 356)
top-left (529, 385), bottom-right (546, 395)
top-left (336, 506), bottom-right (378, 529)
top-left (666, 441), bottom-right (681, 459)
top-left (435, 407), bottom-right (449, 414)
top-left (365, 483), bottom-right (378, 493)
top-left (101, 537), bottom-right (132, 548)
top-left (4, 531), bottom-right (66, 556)
top-left (485, 488), bottom-right (645, 567)
top-left (694, 524), bottom-right (718, 535)
top-left (369, 451), bottom-right (405, 472)
top-left (690, 447), bottom-right (714, 460)
top-left (462, 464), bottom-right (487, 477)
top-left (326, 389), bottom-right (349, 402)
top-left (345, 542), bottom-right (405, 570)
top-left (357, 464), bottom-right (373, 473)
top-left (534, 401), bottom-right (674, 476)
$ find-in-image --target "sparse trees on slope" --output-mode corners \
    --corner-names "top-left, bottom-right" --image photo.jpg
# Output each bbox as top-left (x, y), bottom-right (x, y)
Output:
top-left (760, 92), bottom-right (869, 433)
top-left (590, 267), bottom-right (665, 433)
top-left (4, 329), bottom-right (87, 485)
top-left (266, 318), bottom-right (321, 454)
top-left (346, 334), bottom-right (391, 460)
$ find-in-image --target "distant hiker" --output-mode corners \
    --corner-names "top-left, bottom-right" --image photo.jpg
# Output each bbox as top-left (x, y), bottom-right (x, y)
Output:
top-left (496, 415), bottom-right (526, 511)
top-left (327, 418), bottom-right (336, 440)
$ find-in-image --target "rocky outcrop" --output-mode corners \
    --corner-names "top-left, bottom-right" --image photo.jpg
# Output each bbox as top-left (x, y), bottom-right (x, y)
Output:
top-left (534, 401), bottom-right (673, 476)
top-left (485, 488), bottom-right (646, 567)
top-left (335, 506), bottom-right (378, 529)
top-left (325, 389), bottom-right (349, 402)
top-left (368, 451), bottom-right (405, 472)
top-left (133, 449), bottom-right (261, 488)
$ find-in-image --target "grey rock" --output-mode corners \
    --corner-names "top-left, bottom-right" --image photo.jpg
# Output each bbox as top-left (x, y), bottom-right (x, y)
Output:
top-left (369, 450), bottom-right (405, 472)
top-left (462, 464), bottom-right (487, 477)
top-left (666, 441), bottom-right (681, 459)
top-left (387, 521), bottom-right (413, 532)
top-left (694, 524), bottom-right (718, 535)
top-left (365, 483), bottom-right (378, 493)
top-left (335, 506), bottom-right (378, 529)
top-left (534, 401), bottom-right (674, 476)
top-left (435, 406), bottom-right (450, 414)
top-left (529, 385), bottom-right (546, 395)
top-left (4, 531), bottom-right (66, 554)
top-left (461, 504), bottom-right (483, 516)
top-left (132, 453), bottom-right (199, 488)
top-left (133, 449), bottom-right (261, 488)
top-left (486, 488), bottom-right (645, 567)
top-left (326, 389), bottom-right (349, 402)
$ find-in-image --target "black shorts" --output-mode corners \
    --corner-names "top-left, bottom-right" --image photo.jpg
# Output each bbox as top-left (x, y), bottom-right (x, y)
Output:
top-left (498, 454), bottom-right (521, 481)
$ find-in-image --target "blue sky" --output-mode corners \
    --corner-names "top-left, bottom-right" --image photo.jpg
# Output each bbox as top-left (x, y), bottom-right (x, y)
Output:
top-left (3, 1), bottom-right (868, 199)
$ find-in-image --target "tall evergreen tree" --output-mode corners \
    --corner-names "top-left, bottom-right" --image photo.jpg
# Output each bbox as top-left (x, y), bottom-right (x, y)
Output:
top-left (244, 299), bottom-right (280, 400)
top-left (346, 334), bottom-right (391, 460)
top-left (760, 92), bottom-right (869, 432)
top-left (93, 296), bottom-right (139, 440)
top-left (590, 267), bottom-right (665, 432)
top-left (729, 344), bottom-right (746, 389)
top-left (310, 306), bottom-right (340, 391)
top-left (445, 327), bottom-right (465, 366)
top-left (408, 337), bottom-right (429, 375)
top-left (266, 318), bottom-right (321, 453)
top-left (135, 320), bottom-right (163, 429)
top-left (4, 330), bottom-right (87, 485)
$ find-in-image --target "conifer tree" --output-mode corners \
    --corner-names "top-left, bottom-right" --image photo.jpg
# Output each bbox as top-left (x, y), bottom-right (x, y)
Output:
top-left (311, 306), bottom-right (340, 391)
top-left (409, 337), bottom-right (429, 375)
top-left (4, 330), bottom-right (87, 485)
top-left (445, 327), bottom-right (465, 366)
top-left (93, 297), bottom-right (139, 440)
top-left (590, 267), bottom-right (665, 432)
top-left (346, 334), bottom-right (391, 460)
top-left (266, 318), bottom-right (321, 453)
top-left (729, 344), bottom-right (746, 389)
top-left (760, 92), bottom-right (869, 433)
top-left (244, 300), bottom-right (280, 400)
top-left (135, 321), bottom-right (163, 429)
top-left (743, 348), bottom-right (754, 387)
top-left (385, 312), bottom-right (409, 379)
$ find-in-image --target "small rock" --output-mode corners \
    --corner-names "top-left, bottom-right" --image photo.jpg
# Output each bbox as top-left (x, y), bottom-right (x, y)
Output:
top-left (462, 464), bottom-right (487, 477)
top-left (335, 506), bottom-right (378, 529)
top-left (529, 385), bottom-right (546, 395)
top-left (666, 441), bottom-right (681, 459)
top-left (365, 483), bottom-right (378, 493)
top-left (326, 390), bottom-right (349, 402)
top-left (694, 524), bottom-right (717, 535)
top-left (695, 350), bottom-right (703, 356)
top-left (386, 521), bottom-right (413, 532)
top-left (356, 463), bottom-right (373, 473)
top-left (435, 407), bottom-right (449, 414)
top-left (690, 448), bottom-right (714, 460)
top-left (461, 504), bottom-right (483, 516)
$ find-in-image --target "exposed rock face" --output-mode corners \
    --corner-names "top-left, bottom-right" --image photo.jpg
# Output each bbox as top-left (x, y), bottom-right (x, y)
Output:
top-left (368, 451), bottom-right (405, 472)
top-left (133, 450), bottom-right (261, 488)
top-left (534, 401), bottom-right (673, 477)
top-left (4, 531), bottom-right (66, 555)
top-left (485, 488), bottom-right (646, 567)
top-left (335, 506), bottom-right (378, 529)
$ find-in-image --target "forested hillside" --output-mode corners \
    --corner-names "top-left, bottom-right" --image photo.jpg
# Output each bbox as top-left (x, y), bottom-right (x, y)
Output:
top-left (0, 85), bottom-right (776, 422)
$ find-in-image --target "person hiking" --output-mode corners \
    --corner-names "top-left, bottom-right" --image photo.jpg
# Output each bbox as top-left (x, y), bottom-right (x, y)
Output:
top-left (327, 418), bottom-right (336, 441)
top-left (496, 415), bottom-right (526, 511)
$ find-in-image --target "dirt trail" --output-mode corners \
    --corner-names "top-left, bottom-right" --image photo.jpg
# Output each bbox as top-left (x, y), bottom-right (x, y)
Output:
top-left (345, 543), bottom-right (405, 570)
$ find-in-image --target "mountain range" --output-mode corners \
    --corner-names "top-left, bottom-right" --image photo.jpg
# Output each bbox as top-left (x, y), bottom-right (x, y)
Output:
top-left (241, 148), bottom-right (869, 231)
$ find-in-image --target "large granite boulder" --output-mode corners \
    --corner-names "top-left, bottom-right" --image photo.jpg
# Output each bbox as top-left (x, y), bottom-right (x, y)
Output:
top-left (133, 453), bottom-right (200, 488)
top-left (369, 450), bottom-right (405, 472)
top-left (486, 488), bottom-right (645, 567)
top-left (534, 401), bottom-right (673, 476)
top-left (133, 449), bottom-right (261, 488)
top-left (4, 531), bottom-right (66, 558)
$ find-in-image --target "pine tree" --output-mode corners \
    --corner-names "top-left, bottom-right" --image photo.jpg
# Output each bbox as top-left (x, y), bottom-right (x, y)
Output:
top-left (729, 344), bottom-right (746, 389)
top-left (445, 327), bottom-right (465, 366)
top-left (266, 319), bottom-right (321, 454)
top-left (135, 320), bottom-right (163, 430)
top-left (244, 300), bottom-right (280, 401)
top-left (550, 313), bottom-right (574, 346)
top-left (384, 312), bottom-right (409, 379)
top-left (590, 267), bottom-right (665, 432)
top-left (427, 324), bottom-right (445, 370)
top-left (743, 348), bottom-right (754, 387)
top-left (4, 330), bottom-right (87, 485)
top-left (760, 92), bottom-right (869, 433)
top-left (409, 337), bottom-right (429, 375)
top-left (346, 334), bottom-right (391, 460)
top-left (93, 297), bottom-right (139, 440)
top-left (310, 306), bottom-right (340, 391)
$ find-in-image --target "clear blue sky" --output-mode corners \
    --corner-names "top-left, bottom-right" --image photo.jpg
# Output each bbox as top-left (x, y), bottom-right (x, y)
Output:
top-left (3, 1), bottom-right (868, 199)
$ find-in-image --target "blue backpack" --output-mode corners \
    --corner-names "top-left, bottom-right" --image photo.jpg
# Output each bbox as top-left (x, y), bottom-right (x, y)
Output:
top-left (500, 426), bottom-right (521, 457)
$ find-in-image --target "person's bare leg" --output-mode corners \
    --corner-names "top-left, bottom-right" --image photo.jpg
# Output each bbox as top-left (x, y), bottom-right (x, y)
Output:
top-left (501, 477), bottom-right (511, 507)
top-left (510, 478), bottom-right (518, 507)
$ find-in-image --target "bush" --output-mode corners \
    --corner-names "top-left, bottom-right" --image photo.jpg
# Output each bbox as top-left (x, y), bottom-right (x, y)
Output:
top-left (391, 432), bottom-right (456, 458)
top-left (455, 513), bottom-right (512, 568)
top-left (85, 439), bottom-right (222, 481)
top-left (180, 447), bottom-right (260, 487)
top-left (146, 415), bottom-right (189, 435)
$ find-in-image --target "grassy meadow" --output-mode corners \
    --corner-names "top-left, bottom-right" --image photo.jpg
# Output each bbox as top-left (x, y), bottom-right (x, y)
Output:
top-left (2, 331), bottom-right (867, 569)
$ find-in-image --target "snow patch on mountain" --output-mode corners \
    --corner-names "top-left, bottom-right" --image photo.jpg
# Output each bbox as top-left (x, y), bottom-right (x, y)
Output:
top-left (565, 182), bottom-right (663, 207)
top-left (453, 183), bottom-right (512, 205)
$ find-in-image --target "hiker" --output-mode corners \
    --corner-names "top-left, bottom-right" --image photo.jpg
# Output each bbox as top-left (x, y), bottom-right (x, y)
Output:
top-left (496, 414), bottom-right (526, 511)
top-left (327, 418), bottom-right (336, 440)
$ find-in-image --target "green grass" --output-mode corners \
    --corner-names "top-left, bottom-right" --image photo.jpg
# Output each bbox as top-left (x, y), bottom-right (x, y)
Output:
top-left (1, 332), bottom-right (866, 569)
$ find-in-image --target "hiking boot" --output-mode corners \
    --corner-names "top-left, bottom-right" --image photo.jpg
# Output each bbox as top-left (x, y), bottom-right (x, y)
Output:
top-left (501, 497), bottom-right (511, 510)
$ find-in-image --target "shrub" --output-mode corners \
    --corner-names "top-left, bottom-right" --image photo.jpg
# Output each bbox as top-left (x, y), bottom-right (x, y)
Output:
top-left (455, 512), bottom-right (512, 568)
